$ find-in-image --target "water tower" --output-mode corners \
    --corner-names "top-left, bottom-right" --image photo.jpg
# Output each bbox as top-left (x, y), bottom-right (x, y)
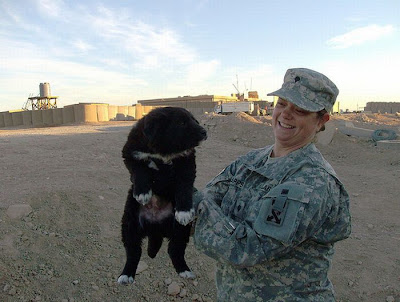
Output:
top-left (23, 82), bottom-right (58, 110)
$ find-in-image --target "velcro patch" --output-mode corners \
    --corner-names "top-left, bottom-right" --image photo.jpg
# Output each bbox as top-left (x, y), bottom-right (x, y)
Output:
top-left (266, 189), bottom-right (289, 226)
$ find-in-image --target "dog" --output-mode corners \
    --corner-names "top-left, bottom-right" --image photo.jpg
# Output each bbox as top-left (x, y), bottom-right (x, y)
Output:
top-left (117, 107), bottom-right (207, 285)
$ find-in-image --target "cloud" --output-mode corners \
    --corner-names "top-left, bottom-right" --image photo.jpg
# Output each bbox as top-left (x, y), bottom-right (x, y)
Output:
top-left (89, 7), bottom-right (197, 69)
top-left (186, 60), bottom-right (220, 83)
top-left (38, 0), bottom-right (64, 18)
top-left (71, 40), bottom-right (95, 52)
top-left (326, 24), bottom-right (395, 49)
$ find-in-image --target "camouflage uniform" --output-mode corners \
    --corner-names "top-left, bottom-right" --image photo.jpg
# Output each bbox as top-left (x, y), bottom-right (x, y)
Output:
top-left (193, 143), bottom-right (351, 301)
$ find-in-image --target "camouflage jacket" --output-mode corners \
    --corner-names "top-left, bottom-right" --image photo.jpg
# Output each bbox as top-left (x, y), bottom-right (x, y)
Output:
top-left (193, 143), bottom-right (351, 302)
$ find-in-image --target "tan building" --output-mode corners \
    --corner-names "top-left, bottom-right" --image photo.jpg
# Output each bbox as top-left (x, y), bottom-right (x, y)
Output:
top-left (137, 94), bottom-right (244, 116)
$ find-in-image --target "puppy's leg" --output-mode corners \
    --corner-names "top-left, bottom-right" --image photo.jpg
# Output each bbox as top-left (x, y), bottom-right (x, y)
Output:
top-left (174, 158), bottom-right (196, 225)
top-left (118, 200), bottom-right (144, 285)
top-left (130, 163), bottom-right (153, 205)
top-left (147, 234), bottom-right (163, 258)
top-left (168, 222), bottom-right (195, 279)
top-left (174, 184), bottom-right (195, 225)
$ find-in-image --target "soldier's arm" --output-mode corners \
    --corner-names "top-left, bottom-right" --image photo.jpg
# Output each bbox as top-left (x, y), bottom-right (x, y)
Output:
top-left (194, 179), bottom-right (348, 267)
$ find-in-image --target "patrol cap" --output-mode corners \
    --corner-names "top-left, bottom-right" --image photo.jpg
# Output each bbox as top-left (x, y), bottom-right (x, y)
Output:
top-left (267, 68), bottom-right (339, 112)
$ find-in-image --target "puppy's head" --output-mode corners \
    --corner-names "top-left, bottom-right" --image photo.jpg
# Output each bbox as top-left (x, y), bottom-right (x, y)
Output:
top-left (143, 107), bottom-right (207, 155)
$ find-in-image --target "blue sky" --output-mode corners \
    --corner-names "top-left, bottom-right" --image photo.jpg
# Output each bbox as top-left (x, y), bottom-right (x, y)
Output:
top-left (1, 0), bottom-right (399, 112)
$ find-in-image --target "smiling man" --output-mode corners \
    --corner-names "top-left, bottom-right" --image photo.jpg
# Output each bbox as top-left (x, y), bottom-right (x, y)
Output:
top-left (193, 68), bottom-right (351, 301)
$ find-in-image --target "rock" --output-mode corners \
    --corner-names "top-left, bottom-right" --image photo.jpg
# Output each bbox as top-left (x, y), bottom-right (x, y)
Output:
top-left (386, 296), bottom-right (395, 302)
top-left (167, 281), bottom-right (180, 296)
top-left (8, 287), bottom-right (17, 295)
top-left (179, 288), bottom-right (187, 297)
top-left (136, 261), bottom-right (148, 274)
top-left (192, 294), bottom-right (202, 301)
top-left (164, 278), bottom-right (172, 285)
top-left (6, 204), bottom-right (32, 219)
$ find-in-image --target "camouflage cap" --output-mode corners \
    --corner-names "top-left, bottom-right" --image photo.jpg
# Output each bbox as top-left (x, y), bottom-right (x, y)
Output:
top-left (267, 68), bottom-right (339, 112)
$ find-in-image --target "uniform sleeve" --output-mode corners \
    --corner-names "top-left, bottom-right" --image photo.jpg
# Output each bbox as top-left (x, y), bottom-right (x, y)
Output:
top-left (194, 173), bottom-right (351, 267)
top-left (199, 157), bottom-right (241, 207)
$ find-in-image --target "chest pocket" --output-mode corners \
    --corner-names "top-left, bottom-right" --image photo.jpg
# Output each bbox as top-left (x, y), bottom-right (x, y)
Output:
top-left (254, 182), bottom-right (310, 245)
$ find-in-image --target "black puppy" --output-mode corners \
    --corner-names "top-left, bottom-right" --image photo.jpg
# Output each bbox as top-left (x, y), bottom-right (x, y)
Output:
top-left (118, 107), bottom-right (207, 285)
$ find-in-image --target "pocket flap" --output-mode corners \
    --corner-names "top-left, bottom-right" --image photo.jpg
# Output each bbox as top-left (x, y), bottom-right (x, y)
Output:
top-left (254, 182), bottom-right (310, 244)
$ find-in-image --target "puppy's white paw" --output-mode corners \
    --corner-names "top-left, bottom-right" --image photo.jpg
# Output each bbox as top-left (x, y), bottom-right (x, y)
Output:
top-left (133, 190), bottom-right (152, 205)
top-left (175, 208), bottom-right (195, 226)
top-left (179, 270), bottom-right (196, 279)
top-left (117, 275), bottom-right (135, 285)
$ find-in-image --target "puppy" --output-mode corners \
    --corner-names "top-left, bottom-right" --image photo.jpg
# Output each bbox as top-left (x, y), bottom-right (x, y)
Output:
top-left (118, 107), bottom-right (207, 285)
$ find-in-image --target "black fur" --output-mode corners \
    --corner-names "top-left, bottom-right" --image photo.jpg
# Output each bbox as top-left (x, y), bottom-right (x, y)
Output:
top-left (118, 107), bottom-right (207, 285)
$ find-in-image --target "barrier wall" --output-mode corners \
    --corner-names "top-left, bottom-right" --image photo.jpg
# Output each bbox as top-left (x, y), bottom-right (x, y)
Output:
top-left (0, 104), bottom-right (160, 128)
top-left (365, 102), bottom-right (400, 113)
top-left (74, 104), bottom-right (98, 123)
top-left (97, 104), bottom-right (109, 122)
top-left (32, 110), bottom-right (43, 127)
top-left (108, 105), bottom-right (118, 121)
top-left (42, 109), bottom-right (54, 126)
top-left (11, 112), bottom-right (23, 126)
top-left (22, 111), bottom-right (32, 126)
top-left (117, 106), bottom-right (129, 121)
top-left (3, 112), bottom-right (13, 127)
top-left (53, 108), bottom-right (64, 125)
top-left (128, 106), bottom-right (135, 120)
top-left (62, 105), bottom-right (75, 124)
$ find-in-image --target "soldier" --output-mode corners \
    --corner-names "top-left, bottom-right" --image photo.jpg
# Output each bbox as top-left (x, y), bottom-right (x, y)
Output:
top-left (193, 68), bottom-right (351, 301)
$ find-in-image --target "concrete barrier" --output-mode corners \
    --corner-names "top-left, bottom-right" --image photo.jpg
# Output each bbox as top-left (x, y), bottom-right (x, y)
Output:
top-left (42, 109), bottom-right (54, 126)
top-left (143, 105), bottom-right (154, 115)
top-left (127, 106), bottom-right (136, 120)
top-left (53, 108), bottom-right (64, 125)
top-left (108, 105), bottom-right (118, 121)
top-left (3, 112), bottom-right (13, 127)
top-left (32, 110), bottom-right (44, 127)
top-left (337, 120), bottom-right (374, 139)
top-left (62, 105), bottom-right (75, 124)
top-left (135, 104), bottom-right (144, 120)
top-left (376, 140), bottom-right (400, 150)
top-left (0, 112), bottom-right (5, 128)
top-left (22, 111), bottom-right (33, 126)
top-left (117, 106), bottom-right (129, 121)
top-left (74, 104), bottom-right (98, 123)
top-left (11, 112), bottom-right (23, 126)
top-left (97, 104), bottom-right (109, 122)
top-left (1, 103), bottom-right (147, 128)
top-left (316, 120), bottom-right (336, 146)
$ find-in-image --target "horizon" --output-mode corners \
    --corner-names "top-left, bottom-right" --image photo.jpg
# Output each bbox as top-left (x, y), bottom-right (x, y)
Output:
top-left (1, 0), bottom-right (399, 112)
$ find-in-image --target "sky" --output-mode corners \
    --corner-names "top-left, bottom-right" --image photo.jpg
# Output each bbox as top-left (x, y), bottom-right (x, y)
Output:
top-left (1, 0), bottom-right (399, 112)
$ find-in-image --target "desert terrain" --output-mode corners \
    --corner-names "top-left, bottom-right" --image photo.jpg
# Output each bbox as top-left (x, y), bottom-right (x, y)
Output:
top-left (1, 112), bottom-right (399, 302)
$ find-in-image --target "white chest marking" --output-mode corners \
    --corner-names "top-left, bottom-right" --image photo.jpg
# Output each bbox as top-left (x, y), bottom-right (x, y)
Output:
top-left (132, 149), bottom-right (193, 164)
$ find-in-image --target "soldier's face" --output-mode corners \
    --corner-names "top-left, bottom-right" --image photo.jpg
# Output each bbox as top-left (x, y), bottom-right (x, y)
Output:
top-left (272, 98), bottom-right (327, 150)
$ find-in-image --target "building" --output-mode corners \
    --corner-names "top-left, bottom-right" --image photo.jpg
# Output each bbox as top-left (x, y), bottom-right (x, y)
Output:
top-left (138, 94), bottom-right (243, 116)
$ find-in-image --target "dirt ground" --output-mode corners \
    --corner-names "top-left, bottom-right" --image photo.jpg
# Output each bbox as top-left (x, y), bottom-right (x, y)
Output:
top-left (1, 112), bottom-right (399, 302)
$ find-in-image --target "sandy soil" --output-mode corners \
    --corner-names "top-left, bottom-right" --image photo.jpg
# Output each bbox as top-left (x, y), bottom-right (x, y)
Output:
top-left (0, 112), bottom-right (399, 302)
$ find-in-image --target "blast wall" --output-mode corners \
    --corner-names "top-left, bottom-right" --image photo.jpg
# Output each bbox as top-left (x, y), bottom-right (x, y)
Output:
top-left (364, 102), bottom-right (400, 113)
top-left (0, 103), bottom-right (144, 128)
top-left (0, 102), bottom-right (207, 129)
